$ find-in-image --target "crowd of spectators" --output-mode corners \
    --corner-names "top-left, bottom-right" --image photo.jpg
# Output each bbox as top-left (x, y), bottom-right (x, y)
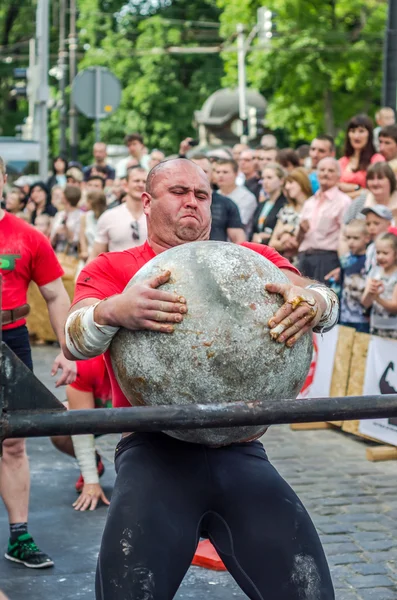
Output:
top-left (4, 110), bottom-right (397, 340)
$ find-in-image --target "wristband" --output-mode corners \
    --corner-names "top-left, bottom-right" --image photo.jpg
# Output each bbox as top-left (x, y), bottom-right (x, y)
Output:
top-left (71, 434), bottom-right (99, 485)
top-left (305, 284), bottom-right (339, 333)
top-left (65, 302), bottom-right (119, 360)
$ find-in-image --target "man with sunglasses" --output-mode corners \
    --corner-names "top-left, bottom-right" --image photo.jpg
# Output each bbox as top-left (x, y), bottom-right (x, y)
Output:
top-left (89, 166), bottom-right (147, 261)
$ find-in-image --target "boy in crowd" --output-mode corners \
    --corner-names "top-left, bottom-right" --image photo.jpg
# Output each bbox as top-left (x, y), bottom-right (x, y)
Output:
top-left (339, 220), bottom-right (371, 332)
top-left (34, 214), bottom-right (52, 238)
top-left (374, 107), bottom-right (396, 150)
top-left (362, 205), bottom-right (393, 272)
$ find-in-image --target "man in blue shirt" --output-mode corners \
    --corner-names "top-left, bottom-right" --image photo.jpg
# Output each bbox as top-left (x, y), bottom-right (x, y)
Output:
top-left (308, 135), bottom-right (335, 193)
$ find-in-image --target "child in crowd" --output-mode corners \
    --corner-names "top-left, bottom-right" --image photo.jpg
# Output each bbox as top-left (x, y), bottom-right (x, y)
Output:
top-left (34, 214), bottom-right (52, 238)
top-left (339, 220), bottom-right (371, 332)
top-left (362, 232), bottom-right (397, 339)
top-left (362, 205), bottom-right (393, 272)
top-left (50, 185), bottom-right (82, 255)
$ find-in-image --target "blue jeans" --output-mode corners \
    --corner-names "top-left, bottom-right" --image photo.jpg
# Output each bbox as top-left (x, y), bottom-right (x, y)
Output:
top-left (2, 325), bottom-right (33, 371)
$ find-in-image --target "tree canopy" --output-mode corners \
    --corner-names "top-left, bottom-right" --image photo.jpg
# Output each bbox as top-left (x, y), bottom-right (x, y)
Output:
top-left (218, 0), bottom-right (387, 144)
top-left (0, 0), bottom-right (388, 159)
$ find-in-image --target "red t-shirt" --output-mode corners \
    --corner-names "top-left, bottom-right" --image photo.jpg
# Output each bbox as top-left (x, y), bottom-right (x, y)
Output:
top-left (1, 212), bottom-right (64, 330)
top-left (73, 241), bottom-right (299, 408)
top-left (69, 355), bottom-right (112, 408)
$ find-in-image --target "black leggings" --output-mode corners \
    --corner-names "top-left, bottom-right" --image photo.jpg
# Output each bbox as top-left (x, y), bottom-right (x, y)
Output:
top-left (96, 433), bottom-right (334, 600)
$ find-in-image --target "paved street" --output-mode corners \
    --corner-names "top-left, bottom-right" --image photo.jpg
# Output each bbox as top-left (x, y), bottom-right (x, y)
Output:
top-left (1, 345), bottom-right (397, 599)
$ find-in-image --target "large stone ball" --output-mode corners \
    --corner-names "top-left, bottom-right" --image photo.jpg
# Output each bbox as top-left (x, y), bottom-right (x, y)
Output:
top-left (110, 241), bottom-right (312, 445)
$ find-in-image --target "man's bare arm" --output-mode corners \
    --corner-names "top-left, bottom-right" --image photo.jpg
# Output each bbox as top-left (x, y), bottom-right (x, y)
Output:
top-left (227, 228), bottom-right (246, 244)
top-left (88, 241), bottom-right (108, 263)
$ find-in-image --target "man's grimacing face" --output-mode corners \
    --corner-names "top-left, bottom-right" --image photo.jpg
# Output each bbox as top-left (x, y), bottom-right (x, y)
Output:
top-left (142, 161), bottom-right (212, 247)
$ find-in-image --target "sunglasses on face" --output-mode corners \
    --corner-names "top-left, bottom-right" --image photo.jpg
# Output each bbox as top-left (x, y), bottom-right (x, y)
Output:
top-left (131, 221), bottom-right (140, 241)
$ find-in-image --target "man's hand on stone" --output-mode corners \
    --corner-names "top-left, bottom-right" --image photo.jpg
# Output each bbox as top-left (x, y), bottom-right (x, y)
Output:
top-left (98, 271), bottom-right (187, 333)
top-left (265, 282), bottom-right (323, 347)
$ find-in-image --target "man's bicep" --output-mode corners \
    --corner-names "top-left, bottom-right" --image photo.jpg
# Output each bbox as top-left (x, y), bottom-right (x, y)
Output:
top-left (39, 277), bottom-right (68, 302)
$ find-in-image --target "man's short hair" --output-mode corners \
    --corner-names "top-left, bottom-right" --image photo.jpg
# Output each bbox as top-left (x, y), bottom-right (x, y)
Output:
top-left (277, 148), bottom-right (300, 169)
top-left (92, 165), bottom-right (108, 176)
top-left (63, 184), bottom-right (81, 207)
top-left (317, 156), bottom-right (341, 176)
top-left (0, 156), bottom-right (5, 176)
top-left (313, 134), bottom-right (335, 152)
top-left (191, 153), bottom-right (210, 162)
top-left (87, 175), bottom-right (106, 188)
top-left (379, 124), bottom-right (397, 145)
top-left (296, 144), bottom-right (310, 159)
top-left (346, 219), bottom-right (368, 235)
top-left (124, 133), bottom-right (144, 146)
top-left (127, 165), bottom-right (147, 181)
top-left (216, 158), bottom-right (239, 174)
top-left (66, 167), bottom-right (83, 182)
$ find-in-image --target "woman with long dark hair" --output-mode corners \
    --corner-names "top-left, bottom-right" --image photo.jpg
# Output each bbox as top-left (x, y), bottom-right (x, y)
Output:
top-left (47, 156), bottom-right (68, 190)
top-left (339, 114), bottom-right (384, 197)
top-left (25, 182), bottom-right (57, 225)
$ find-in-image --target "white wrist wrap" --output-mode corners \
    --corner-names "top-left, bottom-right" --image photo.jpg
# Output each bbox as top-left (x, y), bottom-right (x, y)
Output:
top-left (71, 434), bottom-right (99, 484)
top-left (305, 284), bottom-right (339, 333)
top-left (65, 302), bottom-right (119, 360)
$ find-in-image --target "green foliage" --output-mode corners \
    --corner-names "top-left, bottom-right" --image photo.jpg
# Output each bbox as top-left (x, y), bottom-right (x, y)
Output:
top-left (0, 0), bottom-right (389, 159)
top-left (76, 0), bottom-right (224, 161)
top-left (218, 0), bottom-right (387, 145)
top-left (0, 1), bottom-right (36, 136)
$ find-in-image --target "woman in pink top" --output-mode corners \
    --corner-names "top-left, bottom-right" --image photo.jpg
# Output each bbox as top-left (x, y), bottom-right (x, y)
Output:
top-left (339, 114), bottom-right (385, 198)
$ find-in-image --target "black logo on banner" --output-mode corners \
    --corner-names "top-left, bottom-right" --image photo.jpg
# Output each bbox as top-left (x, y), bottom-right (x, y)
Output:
top-left (380, 362), bottom-right (397, 426)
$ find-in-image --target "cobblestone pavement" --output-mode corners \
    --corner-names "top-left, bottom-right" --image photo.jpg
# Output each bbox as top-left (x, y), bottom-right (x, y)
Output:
top-left (1, 346), bottom-right (397, 599)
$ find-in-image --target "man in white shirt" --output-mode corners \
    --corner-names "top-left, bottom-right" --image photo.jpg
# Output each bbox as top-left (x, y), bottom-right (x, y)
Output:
top-left (215, 158), bottom-right (257, 237)
top-left (89, 166), bottom-right (148, 259)
top-left (116, 133), bottom-right (150, 177)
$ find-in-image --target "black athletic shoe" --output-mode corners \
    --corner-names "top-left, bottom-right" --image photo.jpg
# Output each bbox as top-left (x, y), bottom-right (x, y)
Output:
top-left (5, 533), bottom-right (54, 568)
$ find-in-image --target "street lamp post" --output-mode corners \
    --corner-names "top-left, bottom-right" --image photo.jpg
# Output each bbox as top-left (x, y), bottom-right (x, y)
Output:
top-left (383, 0), bottom-right (397, 109)
top-left (236, 24), bottom-right (248, 144)
top-left (36, 0), bottom-right (49, 180)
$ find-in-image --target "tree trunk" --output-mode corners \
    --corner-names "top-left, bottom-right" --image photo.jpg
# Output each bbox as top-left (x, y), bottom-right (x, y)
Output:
top-left (323, 88), bottom-right (336, 137)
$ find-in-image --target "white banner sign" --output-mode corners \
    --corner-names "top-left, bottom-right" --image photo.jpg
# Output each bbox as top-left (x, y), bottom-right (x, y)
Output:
top-left (298, 326), bottom-right (339, 399)
top-left (359, 336), bottom-right (397, 445)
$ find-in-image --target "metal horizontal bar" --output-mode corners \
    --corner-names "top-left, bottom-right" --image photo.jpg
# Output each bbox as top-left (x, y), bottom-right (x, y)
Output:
top-left (1, 395), bottom-right (397, 439)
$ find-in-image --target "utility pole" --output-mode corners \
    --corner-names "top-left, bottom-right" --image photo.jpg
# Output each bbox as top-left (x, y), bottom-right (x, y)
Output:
top-left (382, 0), bottom-right (397, 109)
top-left (236, 24), bottom-right (248, 144)
top-left (69, 0), bottom-right (78, 161)
top-left (35, 0), bottom-right (50, 180)
top-left (58, 0), bottom-right (68, 156)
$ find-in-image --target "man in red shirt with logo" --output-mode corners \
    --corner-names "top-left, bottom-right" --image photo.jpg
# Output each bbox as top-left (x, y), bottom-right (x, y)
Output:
top-left (0, 156), bottom-right (76, 569)
top-left (64, 159), bottom-right (338, 599)
top-left (51, 355), bottom-right (111, 511)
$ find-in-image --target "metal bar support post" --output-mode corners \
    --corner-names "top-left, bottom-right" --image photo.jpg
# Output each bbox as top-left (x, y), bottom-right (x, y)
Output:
top-left (2, 395), bottom-right (397, 440)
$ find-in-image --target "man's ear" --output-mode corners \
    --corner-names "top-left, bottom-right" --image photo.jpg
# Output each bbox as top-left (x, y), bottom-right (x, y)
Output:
top-left (141, 191), bottom-right (151, 215)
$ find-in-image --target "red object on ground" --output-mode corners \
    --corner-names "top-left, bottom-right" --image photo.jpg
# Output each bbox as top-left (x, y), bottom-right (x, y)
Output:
top-left (192, 540), bottom-right (227, 571)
